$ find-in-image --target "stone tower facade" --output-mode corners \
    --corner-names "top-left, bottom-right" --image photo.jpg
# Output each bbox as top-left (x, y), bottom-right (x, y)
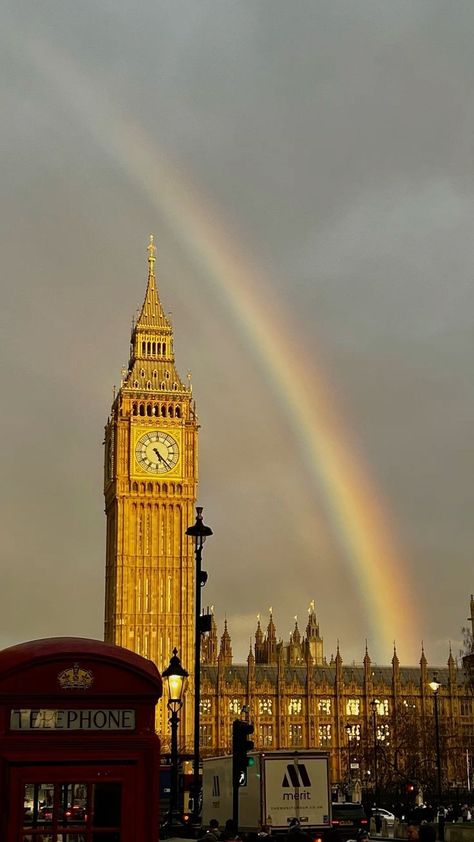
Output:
top-left (104, 237), bottom-right (198, 746)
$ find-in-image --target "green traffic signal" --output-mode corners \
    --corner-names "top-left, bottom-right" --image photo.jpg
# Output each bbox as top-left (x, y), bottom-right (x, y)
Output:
top-left (232, 719), bottom-right (255, 785)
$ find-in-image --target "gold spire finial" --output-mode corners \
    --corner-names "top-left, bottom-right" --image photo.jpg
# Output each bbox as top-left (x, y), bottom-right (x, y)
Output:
top-left (147, 234), bottom-right (156, 275)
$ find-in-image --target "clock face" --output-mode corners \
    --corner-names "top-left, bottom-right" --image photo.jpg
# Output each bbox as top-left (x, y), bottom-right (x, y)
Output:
top-left (135, 431), bottom-right (179, 474)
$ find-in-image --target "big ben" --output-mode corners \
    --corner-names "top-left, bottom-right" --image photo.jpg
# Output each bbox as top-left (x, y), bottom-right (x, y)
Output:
top-left (104, 236), bottom-right (197, 745)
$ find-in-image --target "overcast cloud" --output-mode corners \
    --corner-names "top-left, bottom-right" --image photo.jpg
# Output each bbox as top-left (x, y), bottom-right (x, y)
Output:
top-left (0, 1), bottom-right (473, 668)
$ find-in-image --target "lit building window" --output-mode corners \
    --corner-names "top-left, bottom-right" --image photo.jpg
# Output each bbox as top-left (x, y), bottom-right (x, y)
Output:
top-left (259, 724), bottom-right (273, 746)
top-left (200, 698), bottom-right (212, 715)
top-left (461, 700), bottom-right (473, 717)
top-left (288, 698), bottom-right (303, 715)
top-left (346, 723), bottom-right (361, 742)
top-left (318, 698), bottom-right (331, 715)
top-left (199, 724), bottom-right (213, 746)
top-left (346, 698), bottom-right (360, 716)
top-left (259, 697), bottom-right (273, 715)
top-left (377, 723), bottom-right (390, 742)
top-left (319, 724), bottom-right (332, 744)
top-left (376, 699), bottom-right (389, 716)
top-left (289, 724), bottom-right (304, 746)
top-left (229, 698), bottom-right (242, 715)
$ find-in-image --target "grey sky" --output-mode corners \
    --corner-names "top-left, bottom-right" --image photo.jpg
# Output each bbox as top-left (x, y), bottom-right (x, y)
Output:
top-left (1, 1), bottom-right (473, 668)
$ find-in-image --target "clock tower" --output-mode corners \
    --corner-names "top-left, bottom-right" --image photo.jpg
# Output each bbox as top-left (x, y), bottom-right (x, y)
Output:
top-left (104, 236), bottom-right (197, 746)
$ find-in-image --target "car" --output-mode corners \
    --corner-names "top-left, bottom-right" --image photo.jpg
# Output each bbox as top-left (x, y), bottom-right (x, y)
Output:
top-left (38, 804), bottom-right (87, 824)
top-left (63, 804), bottom-right (87, 821)
top-left (38, 805), bottom-right (53, 822)
top-left (371, 808), bottom-right (395, 828)
top-left (332, 803), bottom-right (369, 838)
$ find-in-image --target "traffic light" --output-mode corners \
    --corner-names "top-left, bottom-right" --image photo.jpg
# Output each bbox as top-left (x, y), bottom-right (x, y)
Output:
top-left (232, 719), bottom-right (254, 787)
top-left (406, 782), bottom-right (415, 793)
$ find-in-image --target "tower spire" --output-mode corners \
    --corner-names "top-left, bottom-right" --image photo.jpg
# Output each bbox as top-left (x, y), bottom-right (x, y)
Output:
top-left (120, 236), bottom-right (191, 395)
top-left (136, 234), bottom-right (167, 328)
top-left (148, 233), bottom-right (156, 278)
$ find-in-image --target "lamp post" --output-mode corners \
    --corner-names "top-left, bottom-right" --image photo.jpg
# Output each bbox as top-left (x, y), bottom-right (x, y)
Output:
top-left (186, 506), bottom-right (213, 825)
top-left (429, 674), bottom-right (442, 809)
top-left (345, 723), bottom-right (361, 801)
top-left (345, 724), bottom-right (354, 799)
top-left (370, 700), bottom-right (379, 811)
top-left (162, 649), bottom-right (188, 831)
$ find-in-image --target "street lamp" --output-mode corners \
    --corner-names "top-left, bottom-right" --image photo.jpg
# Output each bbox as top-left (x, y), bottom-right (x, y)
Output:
top-left (429, 674), bottom-right (442, 811)
top-left (345, 724), bottom-right (357, 800)
top-left (186, 506), bottom-right (213, 825)
top-left (345, 723), bottom-right (354, 767)
top-left (162, 649), bottom-right (188, 830)
top-left (370, 700), bottom-right (379, 811)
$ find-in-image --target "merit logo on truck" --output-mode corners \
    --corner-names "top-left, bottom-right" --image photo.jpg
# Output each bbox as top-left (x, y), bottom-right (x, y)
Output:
top-left (282, 764), bottom-right (311, 788)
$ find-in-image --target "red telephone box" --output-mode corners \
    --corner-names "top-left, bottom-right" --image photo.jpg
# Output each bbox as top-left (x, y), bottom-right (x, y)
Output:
top-left (0, 637), bottom-right (162, 842)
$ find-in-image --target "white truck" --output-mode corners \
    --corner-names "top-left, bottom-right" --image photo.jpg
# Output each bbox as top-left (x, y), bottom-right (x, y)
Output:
top-left (202, 750), bottom-right (331, 835)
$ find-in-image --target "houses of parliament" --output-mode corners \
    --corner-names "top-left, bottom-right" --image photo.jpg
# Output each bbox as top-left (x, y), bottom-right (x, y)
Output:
top-left (104, 239), bottom-right (474, 791)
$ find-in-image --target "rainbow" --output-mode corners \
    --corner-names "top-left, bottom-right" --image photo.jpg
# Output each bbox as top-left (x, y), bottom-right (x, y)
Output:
top-left (20, 29), bottom-right (419, 660)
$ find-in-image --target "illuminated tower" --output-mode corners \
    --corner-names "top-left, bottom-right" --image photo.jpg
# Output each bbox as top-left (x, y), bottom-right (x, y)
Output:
top-left (104, 236), bottom-right (198, 745)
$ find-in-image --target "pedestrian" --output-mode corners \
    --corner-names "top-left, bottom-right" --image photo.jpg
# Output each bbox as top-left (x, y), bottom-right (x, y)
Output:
top-left (199, 819), bottom-right (221, 842)
top-left (205, 819), bottom-right (221, 842)
top-left (286, 818), bottom-right (311, 841)
top-left (208, 819), bottom-right (220, 838)
top-left (221, 818), bottom-right (241, 840)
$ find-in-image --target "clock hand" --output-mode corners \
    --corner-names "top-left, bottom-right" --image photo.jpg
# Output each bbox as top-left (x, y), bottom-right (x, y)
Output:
top-left (153, 448), bottom-right (171, 469)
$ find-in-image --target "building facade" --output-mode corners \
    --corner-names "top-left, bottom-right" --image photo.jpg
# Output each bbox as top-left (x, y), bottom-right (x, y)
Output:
top-left (104, 237), bottom-right (198, 741)
top-left (200, 606), bottom-right (474, 796)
